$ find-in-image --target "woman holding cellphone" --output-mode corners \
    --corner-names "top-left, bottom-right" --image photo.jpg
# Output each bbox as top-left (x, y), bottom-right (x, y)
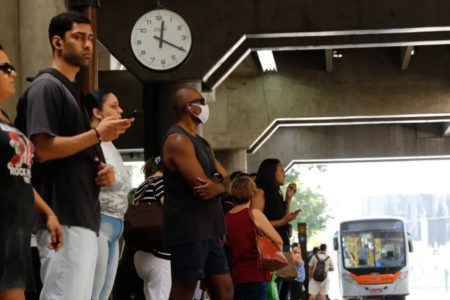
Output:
top-left (252, 158), bottom-right (299, 300)
top-left (84, 89), bottom-right (132, 300)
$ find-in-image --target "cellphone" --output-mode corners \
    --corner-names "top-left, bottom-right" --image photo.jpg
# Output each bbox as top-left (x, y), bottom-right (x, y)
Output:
top-left (124, 109), bottom-right (143, 119)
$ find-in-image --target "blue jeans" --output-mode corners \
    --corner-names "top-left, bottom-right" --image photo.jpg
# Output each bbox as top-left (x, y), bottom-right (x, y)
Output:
top-left (234, 281), bottom-right (268, 300)
top-left (92, 214), bottom-right (123, 300)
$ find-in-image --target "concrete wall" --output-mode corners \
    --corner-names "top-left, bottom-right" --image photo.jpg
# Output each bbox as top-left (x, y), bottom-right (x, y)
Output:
top-left (0, 0), bottom-right (66, 118)
top-left (0, 0), bottom-right (20, 115)
top-left (204, 47), bottom-right (450, 150)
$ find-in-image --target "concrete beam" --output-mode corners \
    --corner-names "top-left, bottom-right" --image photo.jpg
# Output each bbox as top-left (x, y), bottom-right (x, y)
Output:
top-left (98, 0), bottom-right (450, 87)
top-left (442, 122), bottom-right (450, 136)
top-left (247, 115), bottom-right (450, 155)
top-left (400, 46), bottom-right (414, 70)
top-left (247, 124), bottom-right (450, 172)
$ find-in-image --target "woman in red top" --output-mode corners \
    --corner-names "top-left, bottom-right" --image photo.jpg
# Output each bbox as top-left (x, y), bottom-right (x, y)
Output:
top-left (225, 174), bottom-right (283, 300)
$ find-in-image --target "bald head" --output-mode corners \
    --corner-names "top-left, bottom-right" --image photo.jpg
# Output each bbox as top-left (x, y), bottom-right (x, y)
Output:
top-left (173, 87), bottom-right (202, 116)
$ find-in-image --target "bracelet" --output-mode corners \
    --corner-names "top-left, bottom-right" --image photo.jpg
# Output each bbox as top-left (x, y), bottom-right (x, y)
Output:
top-left (92, 128), bottom-right (102, 143)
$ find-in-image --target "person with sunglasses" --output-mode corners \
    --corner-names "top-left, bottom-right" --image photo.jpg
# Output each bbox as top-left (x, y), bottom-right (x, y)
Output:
top-left (0, 44), bottom-right (64, 300)
top-left (162, 87), bottom-right (233, 300)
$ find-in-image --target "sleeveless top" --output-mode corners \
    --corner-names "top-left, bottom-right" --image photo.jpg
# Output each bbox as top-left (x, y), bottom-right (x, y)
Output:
top-left (162, 125), bottom-right (225, 246)
top-left (264, 190), bottom-right (290, 246)
top-left (225, 208), bottom-right (270, 284)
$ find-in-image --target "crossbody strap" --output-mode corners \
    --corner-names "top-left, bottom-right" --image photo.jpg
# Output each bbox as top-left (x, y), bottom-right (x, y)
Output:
top-left (247, 208), bottom-right (261, 236)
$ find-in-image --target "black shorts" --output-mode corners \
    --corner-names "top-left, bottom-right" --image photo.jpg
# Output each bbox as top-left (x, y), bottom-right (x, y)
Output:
top-left (170, 236), bottom-right (229, 280)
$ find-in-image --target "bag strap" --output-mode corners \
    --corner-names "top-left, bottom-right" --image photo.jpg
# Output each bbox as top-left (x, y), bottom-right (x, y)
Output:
top-left (248, 208), bottom-right (262, 237)
top-left (248, 208), bottom-right (268, 277)
top-left (315, 253), bottom-right (329, 262)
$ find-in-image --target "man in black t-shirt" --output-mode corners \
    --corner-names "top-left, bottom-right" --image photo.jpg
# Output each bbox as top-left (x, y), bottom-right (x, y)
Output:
top-left (162, 87), bottom-right (233, 300)
top-left (16, 12), bottom-right (132, 300)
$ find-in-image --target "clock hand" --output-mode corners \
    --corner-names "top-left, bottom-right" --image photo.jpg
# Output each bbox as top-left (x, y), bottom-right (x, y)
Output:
top-left (159, 21), bottom-right (164, 49)
top-left (153, 36), bottom-right (186, 52)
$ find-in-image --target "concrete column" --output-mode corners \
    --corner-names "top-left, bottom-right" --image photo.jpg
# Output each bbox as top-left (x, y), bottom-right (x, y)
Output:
top-left (17, 0), bottom-right (66, 117)
top-left (215, 149), bottom-right (248, 174)
top-left (143, 81), bottom-right (201, 159)
top-left (0, 0), bottom-right (20, 116)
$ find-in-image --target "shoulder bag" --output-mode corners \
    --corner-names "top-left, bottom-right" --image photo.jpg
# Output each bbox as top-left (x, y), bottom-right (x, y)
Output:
top-left (123, 177), bottom-right (164, 251)
top-left (275, 251), bottom-right (298, 280)
top-left (249, 209), bottom-right (288, 271)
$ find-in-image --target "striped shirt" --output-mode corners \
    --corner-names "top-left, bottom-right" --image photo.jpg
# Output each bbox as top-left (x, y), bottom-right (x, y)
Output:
top-left (134, 176), bottom-right (164, 204)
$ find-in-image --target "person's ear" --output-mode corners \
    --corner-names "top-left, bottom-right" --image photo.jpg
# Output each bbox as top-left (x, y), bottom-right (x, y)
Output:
top-left (52, 36), bottom-right (63, 50)
top-left (93, 108), bottom-right (103, 120)
top-left (184, 103), bottom-right (192, 112)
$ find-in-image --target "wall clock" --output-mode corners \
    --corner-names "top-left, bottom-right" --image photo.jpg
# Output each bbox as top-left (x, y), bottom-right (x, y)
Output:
top-left (130, 9), bottom-right (193, 71)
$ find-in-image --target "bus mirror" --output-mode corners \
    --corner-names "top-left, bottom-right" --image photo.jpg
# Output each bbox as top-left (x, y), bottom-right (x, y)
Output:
top-left (333, 237), bottom-right (338, 251)
top-left (407, 232), bottom-right (413, 252)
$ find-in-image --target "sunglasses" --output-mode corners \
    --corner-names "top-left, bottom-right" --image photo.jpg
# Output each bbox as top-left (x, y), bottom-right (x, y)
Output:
top-left (188, 97), bottom-right (205, 105)
top-left (0, 63), bottom-right (15, 75)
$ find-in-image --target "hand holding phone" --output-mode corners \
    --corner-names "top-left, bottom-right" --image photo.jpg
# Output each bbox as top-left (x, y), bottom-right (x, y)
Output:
top-left (124, 109), bottom-right (143, 119)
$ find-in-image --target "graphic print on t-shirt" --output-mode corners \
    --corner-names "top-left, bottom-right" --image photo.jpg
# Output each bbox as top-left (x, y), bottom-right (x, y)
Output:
top-left (0, 123), bottom-right (33, 183)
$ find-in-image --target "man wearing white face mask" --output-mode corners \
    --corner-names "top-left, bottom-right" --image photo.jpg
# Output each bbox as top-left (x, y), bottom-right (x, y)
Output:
top-left (162, 87), bottom-right (233, 300)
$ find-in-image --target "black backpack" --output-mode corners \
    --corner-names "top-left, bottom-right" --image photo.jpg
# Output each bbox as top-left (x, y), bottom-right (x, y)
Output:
top-left (312, 254), bottom-right (329, 282)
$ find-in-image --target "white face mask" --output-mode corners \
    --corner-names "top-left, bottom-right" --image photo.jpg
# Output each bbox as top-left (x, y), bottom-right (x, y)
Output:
top-left (191, 103), bottom-right (210, 124)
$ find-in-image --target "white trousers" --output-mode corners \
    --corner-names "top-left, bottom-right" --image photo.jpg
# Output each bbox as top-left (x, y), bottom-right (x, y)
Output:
top-left (36, 226), bottom-right (98, 300)
top-left (134, 250), bottom-right (171, 300)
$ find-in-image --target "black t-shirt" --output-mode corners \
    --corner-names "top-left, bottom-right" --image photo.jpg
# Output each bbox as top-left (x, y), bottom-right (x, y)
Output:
top-left (17, 69), bottom-right (101, 233)
top-left (163, 125), bottom-right (226, 246)
top-left (0, 120), bottom-right (35, 289)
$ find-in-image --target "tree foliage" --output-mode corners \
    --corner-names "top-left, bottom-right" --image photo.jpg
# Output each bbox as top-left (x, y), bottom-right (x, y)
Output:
top-left (282, 167), bottom-right (329, 241)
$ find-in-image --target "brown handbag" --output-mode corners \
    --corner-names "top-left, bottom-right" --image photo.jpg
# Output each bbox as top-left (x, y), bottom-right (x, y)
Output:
top-left (123, 177), bottom-right (164, 251)
top-left (249, 209), bottom-right (288, 271)
top-left (275, 251), bottom-right (298, 280)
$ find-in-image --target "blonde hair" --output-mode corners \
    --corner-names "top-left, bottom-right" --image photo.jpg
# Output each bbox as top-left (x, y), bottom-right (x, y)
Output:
top-left (230, 175), bottom-right (257, 204)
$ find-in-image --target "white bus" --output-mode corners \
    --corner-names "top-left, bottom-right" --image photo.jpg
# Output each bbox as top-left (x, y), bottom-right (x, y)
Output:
top-left (333, 217), bottom-right (413, 300)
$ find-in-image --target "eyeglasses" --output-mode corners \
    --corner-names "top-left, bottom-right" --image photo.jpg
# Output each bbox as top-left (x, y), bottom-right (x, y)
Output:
top-left (188, 97), bottom-right (205, 105)
top-left (0, 63), bottom-right (15, 75)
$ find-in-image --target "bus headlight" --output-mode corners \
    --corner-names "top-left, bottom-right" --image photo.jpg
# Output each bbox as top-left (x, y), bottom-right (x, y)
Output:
top-left (399, 271), bottom-right (408, 280)
top-left (343, 273), bottom-right (354, 283)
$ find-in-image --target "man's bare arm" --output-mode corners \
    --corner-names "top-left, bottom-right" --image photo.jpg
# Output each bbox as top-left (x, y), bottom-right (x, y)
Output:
top-left (32, 130), bottom-right (98, 162)
top-left (214, 158), bottom-right (229, 186)
top-left (164, 133), bottom-right (210, 187)
top-left (164, 134), bottom-right (225, 200)
top-left (32, 117), bottom-right (132, 162)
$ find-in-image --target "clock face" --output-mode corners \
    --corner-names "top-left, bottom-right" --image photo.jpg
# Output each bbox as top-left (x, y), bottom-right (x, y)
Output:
top-left (130, 9), bottom-right (193, 71)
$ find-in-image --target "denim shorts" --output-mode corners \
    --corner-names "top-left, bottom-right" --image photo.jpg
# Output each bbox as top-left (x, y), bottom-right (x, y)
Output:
top-left (170, 236), bottom-right (229, 280)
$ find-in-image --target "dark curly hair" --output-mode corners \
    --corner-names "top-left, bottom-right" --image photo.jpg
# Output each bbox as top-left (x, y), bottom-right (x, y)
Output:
top-left (142, 156), bottom-right (163, 178)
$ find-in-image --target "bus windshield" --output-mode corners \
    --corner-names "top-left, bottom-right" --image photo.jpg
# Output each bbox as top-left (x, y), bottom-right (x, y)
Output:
top-left (340, 220), bottom-right (406, 270)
